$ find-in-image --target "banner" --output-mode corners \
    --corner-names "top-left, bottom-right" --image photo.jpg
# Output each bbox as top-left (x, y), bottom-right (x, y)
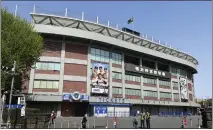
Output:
top-left (91, 62), bottom-right (109, 95)
top-left (94, 106), bottom-right (108, 117)
top-left (179, 77), bottom-right (188, 101)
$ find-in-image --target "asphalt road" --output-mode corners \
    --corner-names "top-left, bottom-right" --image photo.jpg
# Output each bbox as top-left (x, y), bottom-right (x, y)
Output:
top-left (49, 116), bottom-right (202, 129)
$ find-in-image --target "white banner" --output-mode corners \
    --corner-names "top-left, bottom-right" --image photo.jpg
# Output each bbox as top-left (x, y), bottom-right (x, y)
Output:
top-left (92, 88), bottom-right (108, 94)
top-left (21, 106), bottom-right (25, 116)
top-left (179, 77), bottom-right (188, 100)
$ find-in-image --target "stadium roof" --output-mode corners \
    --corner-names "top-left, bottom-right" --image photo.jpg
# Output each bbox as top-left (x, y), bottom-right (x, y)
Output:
top-left (30, 13), bottom-right (199, 66)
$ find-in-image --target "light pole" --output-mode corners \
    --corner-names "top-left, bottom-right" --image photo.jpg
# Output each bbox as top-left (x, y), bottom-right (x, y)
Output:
top-left (6, 61), bottom-right (16, 127)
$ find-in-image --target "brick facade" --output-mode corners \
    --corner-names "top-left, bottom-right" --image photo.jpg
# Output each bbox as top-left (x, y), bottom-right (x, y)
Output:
top-left (63, 81), bottom-right (87, 93)
top-left (35, 70), bottom-right (60, 75)
top-left (42, 41), bottom-right (62, 57)
top-left (64, 63), bottom-right (87, 76)
top-left (65, 43), bottom-right (88, 60)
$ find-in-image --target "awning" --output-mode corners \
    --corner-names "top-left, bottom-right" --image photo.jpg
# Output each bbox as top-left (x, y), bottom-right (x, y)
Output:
top-left (89, 102), bottom-right (132, 107)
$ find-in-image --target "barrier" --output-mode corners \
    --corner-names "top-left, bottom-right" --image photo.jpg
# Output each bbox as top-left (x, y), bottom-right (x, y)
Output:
top-left (198, 118), bottom-right (201, 128)
top-left (181, 118), bottom-right (184, 128)
top-left (158, 112), bottom-right (192, 117)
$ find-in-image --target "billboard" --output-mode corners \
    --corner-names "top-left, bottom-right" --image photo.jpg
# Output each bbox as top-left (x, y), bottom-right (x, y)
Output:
top-left (179, 77), bottom-right (188, 102)
top-left (94, 106), bottom-right (108, 117)
top-left (91, 62), bottom-right (109, 95)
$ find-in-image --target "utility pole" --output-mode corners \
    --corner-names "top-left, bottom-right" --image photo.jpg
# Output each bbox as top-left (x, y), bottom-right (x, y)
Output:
top-left (6, 61), bottom-right (16, 128)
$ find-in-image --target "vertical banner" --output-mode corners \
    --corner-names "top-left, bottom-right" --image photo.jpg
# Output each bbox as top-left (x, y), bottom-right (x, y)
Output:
top-left (179, 77), bottom-right (188, 101)
top-left (91, 62), bottom-right (109, 95)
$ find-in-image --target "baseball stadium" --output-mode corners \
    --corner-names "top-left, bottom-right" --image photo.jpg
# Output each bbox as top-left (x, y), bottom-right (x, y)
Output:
top-left (22, 6), bottom-right (201, 118)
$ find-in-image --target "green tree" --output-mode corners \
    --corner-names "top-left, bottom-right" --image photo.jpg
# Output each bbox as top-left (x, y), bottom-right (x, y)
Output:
top-left (1, 9), bottom-right (43, 92)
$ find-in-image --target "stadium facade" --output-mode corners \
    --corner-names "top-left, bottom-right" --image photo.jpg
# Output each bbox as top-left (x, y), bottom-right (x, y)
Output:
top-left (24, 12), bottom-right (200, 117)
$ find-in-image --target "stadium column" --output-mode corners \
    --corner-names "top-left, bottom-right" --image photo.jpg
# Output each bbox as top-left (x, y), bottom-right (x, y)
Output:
top-left (155, 61), bottom-right (160, 100)
top-left (185, 69), bottom-right (190, 102)
top-left (140, 58), bottom-right (144, 101)
top-left (109, 49), bottom-right (113, 98)
top-left (122, 53), bottom-right (125, 99)
top-left (177, 71), bottom-right (181, 103)
top-left (86, 43), bottom-right (91, 96)
top-left (28, 65), bottom-right (35, 93)
top-left (170, 65), bottom-right (174, 102)
top-left (57, 37), bottom-right (66, 117)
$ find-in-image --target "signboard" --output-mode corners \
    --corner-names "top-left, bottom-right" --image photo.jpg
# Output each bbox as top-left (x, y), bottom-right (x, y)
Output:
top-left (18, 97), bottom-right (25, 105)
top-left (94, 106), bottom-right (108, 117)
top-left (180, 77), bottom-right (188, 102)
top-left (72, 91), bottom-right (81, 101)
top-left (62, 93), bottom-right (90, 101)
top-left (5, 104), bottom-right (24, 109)
top-left (21, 106), bottom-right (25, 116)
top-left (92, 88), bottom-right (108, 94)
top-left (62, 94), bottom-right (71, 101)
top-left (91, 62), bottom-right (109, 95)
top-left (97, 97), bottom-right (125, 104)
top-left (81, 95), bottom-right (90, 101)
top-left (125, 63), bottom-right (171, 79)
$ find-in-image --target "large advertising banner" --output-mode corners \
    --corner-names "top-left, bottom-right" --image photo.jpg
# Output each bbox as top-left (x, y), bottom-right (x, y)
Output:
top-left (91, 62), bottom-right (109, 95)
top-left (179, 77), bottom-right (188, 101)
top-left (94, 106), bottom-right (108, 117)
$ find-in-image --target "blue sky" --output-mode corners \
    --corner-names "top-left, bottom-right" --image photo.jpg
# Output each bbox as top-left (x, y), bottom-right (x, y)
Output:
top-left (2, 1), bottom-right (212, 99)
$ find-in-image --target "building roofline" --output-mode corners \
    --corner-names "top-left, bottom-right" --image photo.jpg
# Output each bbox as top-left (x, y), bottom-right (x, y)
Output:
top-left (30, 13), bottom-right (198, 72)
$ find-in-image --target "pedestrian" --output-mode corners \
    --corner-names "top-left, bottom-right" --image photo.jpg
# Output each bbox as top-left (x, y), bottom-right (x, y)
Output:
top-left (82, 114), bottom-right (87, 129)
top-left (140, 112), bottom-right (145, 128)
top-left (114, 116), bottom-right (118, 128)
top-left (133, 114), bottom-right (138, 129)
top-left (146, 111), bottom-right (151, 129)
top-left (51, 111), bottom-right (55, 124)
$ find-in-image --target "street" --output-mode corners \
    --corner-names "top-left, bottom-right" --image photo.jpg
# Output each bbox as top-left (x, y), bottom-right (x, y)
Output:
top-left (49, 116), bottom-right (202, 129)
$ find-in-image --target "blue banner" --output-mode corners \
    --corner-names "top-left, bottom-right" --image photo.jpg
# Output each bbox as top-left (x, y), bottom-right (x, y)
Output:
top-left (5, 104), bottom-right (24, 108)
top-left (94, 106), bottom-right (107, 115)
top-left (62, 94), bottom-right (71, 100)
top-left (81, 95), bottom-right (90, 101)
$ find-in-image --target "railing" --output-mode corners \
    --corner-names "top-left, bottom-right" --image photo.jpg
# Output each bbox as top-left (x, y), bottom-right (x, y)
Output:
top-left (14, 4), bottom-right (182, 53)
top-left (11, 4), bottom-right (198, 65)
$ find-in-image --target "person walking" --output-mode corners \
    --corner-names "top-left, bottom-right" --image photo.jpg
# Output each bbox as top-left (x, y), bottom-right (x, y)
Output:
top-left (50, 111), bottom-right (55, 124)
top-left (140, 112), bottom-right (145, 128)
top-left (145, 111), bottom-right (151, 129)
top-left (114, 116), bottom-right (118, 128)
top-left (82, 114), bottom-right (87, 129)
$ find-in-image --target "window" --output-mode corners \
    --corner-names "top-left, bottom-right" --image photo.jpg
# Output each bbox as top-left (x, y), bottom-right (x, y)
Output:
top-left (179, 69), bottom-right (186, 76)
top-left (112, 87), bottom-right (122, 94)
top-left (112, 72), bottom-right (122, 80)
top-left (172, 82), bottom-right (178, 89)
top-left (159, 79), bottom-right (170, 86)
top-left (143, 77), bottom-right (156, 85)
top-left (125, 88), bottom-right (141, 96)
top-left (171, 67), bottom-right (178, 74)
top-left (91, 48), bottom-right (109, 62)
top-left (125, 75), bottom-right (140, 82)
top-left (143, 91), bottom-right (158, 97)
top-left (173, 93), bottom-right (179, 99)
top-left (36, 62), bottom-right (61, 71)
top-left (112, 52), bottom-right (122, 65)
top-left (160, 92), bottom-right (171, 98)
top-left (33, 80), bottom-right (59, 89)
top-left (187, 72), bottom-right (193, 80)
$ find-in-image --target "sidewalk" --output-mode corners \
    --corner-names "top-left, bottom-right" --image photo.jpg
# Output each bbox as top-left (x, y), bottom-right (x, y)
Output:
top-left (49, 116), bottom-right (201, 129)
